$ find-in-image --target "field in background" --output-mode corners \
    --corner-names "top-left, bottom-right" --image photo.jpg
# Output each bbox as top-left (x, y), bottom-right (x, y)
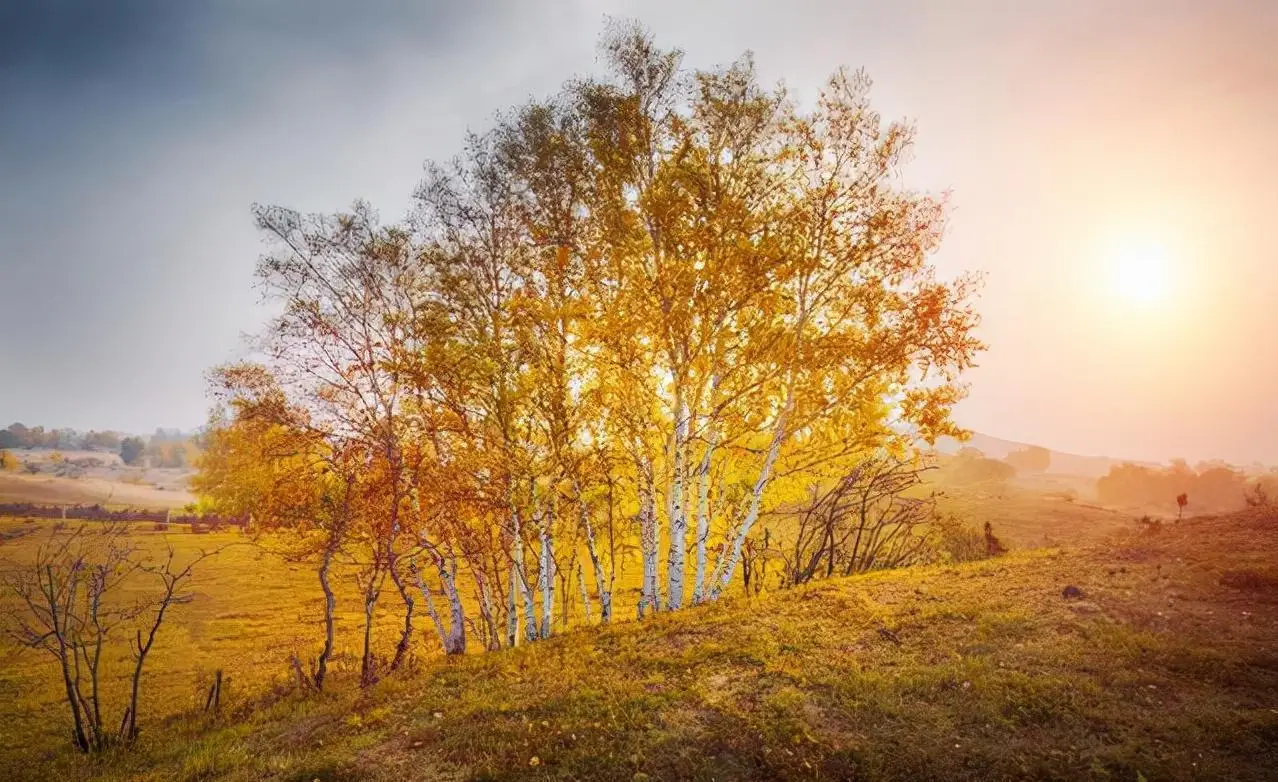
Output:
top-left (0, 473), bottom-right (196, 509)
top-left (933, 481), bottom-right (1131, 549)
top-left (0, 448), bottom-right (195, 508)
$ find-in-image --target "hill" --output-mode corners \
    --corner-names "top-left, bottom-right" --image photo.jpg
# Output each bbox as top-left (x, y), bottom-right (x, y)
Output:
top-left (0, 448), bottom-right (196, 509)
top-left (935, 433), bottom-right (1163, 478)
top-left (7, 508), bottom-right (1276, 781)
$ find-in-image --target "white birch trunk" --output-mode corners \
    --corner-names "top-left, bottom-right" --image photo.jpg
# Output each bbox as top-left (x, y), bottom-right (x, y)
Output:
top-left (577, 561), bottom-right (592, 624)
top-left (441, 554), bottom-right (466, 654)
top-left (506, 562), bottom-right (519, 647)
top-left (576, 487), bottom-right (612, 623)
top-left (538, 504), bottom-right (555, 640)
top-left (475, 570), bottom-right (499, 651)
top-left (691, 427), bottom-right (717, 604)
top-left (513, 506), bottom-right (538, 643)
top-left (708, 392), bottom-right (792, 601)
top-left (666, 400), bottom-right (689, 610)
top-left (637, 457), bottom-right (660, 617)
top-left (412, 560), bottom-right (450, 653)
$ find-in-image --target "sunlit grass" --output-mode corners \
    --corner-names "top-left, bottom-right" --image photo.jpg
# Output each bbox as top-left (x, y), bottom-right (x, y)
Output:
top-left (3, 510), bottom-right (1277, 780)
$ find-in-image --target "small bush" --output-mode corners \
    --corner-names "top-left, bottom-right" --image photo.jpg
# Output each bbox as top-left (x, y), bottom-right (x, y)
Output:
top-left (936, 519), bottom-right (988, 563)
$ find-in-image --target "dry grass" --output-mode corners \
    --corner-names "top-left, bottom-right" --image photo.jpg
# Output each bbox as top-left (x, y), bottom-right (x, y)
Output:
top-left (933, 482), bottom-right (1133, 549)
top-left (0, 473), bottom-right (196, 509)
top-left (2, 508), bottom-right (1277, 780)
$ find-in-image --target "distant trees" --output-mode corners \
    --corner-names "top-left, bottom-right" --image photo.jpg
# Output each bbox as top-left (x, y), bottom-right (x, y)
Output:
top-left (1006, 445), bottom-right (1051, 473)
top-left (194, 21), bottom-right (981, 673)
top-left (1244, 472), bottom-right (1278, 507)
top-left (81, 431), bottom-right (122, 451)
top-left (0, 423), bottom-right (124, 452)
top-left (941, 448), bottom-right (1016, 485)
top-left (119, 437), bottom-right (146, 466)
top-left (144, 440), bottom-right (189, 469)
top-left (1098, 462), bottom-right (1250, 512)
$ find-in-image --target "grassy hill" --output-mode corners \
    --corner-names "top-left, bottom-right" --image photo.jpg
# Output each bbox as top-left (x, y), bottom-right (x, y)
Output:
top-left (4, 508), bottom-right (1276, 781)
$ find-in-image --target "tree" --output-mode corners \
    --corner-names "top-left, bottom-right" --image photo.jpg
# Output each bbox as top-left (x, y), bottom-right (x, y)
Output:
top-left (942, 449), bottom-right (1015, 485)
top-left (1006, 445), bottom-right (1050, 473)
top-left (195, 376), bottom-right (356, 692)
top-left (195, 20), bottom-right (982, 679)
top-left (119, 437), bottom-right (145, 466)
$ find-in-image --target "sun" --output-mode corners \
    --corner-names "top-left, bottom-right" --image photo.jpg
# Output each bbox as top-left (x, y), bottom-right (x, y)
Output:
top-left (1109, 240), bottom-right (1172, 303)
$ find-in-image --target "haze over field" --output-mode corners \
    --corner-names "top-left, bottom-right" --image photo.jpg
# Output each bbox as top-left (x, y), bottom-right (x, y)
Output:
top-left (2, 0), bottom-right (1276, 463)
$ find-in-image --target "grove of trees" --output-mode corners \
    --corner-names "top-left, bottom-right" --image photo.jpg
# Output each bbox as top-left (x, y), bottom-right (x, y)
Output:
top-left (1097, 459), bottom-right (1268, 512)
top-left (1005, 445), bottom-right (1051, 473)
top-left (119, 437), bottom-right (146, 467)
top-left (193, 23), bottom-right (982, 685)
top-left (0, 424), bottom-right (122, 452)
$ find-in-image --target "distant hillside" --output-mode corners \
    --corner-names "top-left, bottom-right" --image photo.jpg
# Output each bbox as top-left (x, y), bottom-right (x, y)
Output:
top-left (935, 432), bottom-right (1161, 478)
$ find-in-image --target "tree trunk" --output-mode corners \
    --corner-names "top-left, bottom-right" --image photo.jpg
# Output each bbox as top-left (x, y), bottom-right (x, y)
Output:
top-left (441, 554), bottom-right (466, 654)
top-left (47, 566), bottom-right (89, 751)
top-left (577, 561), bottom-right (593, 624)
top-left (709, 392), bottom-right (791, 601)
top-left (314, 543), bottom-right (337, 691)
top-left (414, 560), bottom-right (449, 651)
top-left (513, 506), bottom-right (538, 643)
top-left (474, 570), bottom-right (501, 651)
top-left (578, 494), bottom-right (612, 623)
top-left (538, 505), bottom-right (555, 640)
top-left (506, 561), bottom-right (519, 647)
top-left (359, 559), bottom-right (383, 687)
top-left (666, 401), bottom-right (689, 610)
top-left (386, 553), bottom-right (414, 672)
top-left (692, 429), bottom-right (716, 604)
top-left (637, 457), bottom-right (660, 617)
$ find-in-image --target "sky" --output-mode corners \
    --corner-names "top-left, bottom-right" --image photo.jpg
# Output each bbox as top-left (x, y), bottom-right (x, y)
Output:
top-left (1, 0), bottom-right (1276, 464)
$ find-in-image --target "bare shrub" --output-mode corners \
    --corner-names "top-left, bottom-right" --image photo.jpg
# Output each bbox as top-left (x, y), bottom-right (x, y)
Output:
top-left (780, 457), bottom-right (938, 587)
top-left (0, 523), bottom-right (220, 752)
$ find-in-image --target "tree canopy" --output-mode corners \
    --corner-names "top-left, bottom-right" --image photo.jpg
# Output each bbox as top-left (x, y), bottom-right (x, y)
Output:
top-left (196, 21), bottom-right (983, 667)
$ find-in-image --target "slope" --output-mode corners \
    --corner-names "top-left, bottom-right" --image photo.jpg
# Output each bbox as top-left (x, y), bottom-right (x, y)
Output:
top-left (18, 509), bottom-right (1278, 782)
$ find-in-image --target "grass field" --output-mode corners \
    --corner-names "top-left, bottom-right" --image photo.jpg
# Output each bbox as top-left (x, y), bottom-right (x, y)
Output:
top-left (2, 503), bottom-right (1276, 780)
top-left (0, 472), bottom-right (196, 509)
top-left (933, 482), bottom-right (1134, 549)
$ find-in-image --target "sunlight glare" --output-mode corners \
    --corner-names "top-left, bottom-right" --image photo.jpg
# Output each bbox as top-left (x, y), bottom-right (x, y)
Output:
top-left (1109, 239), bottom-right (1172, 303)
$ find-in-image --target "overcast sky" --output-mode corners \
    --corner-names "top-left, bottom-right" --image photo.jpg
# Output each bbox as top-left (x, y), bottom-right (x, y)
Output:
top-left (2, 0), bottom-right (1276, 463)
